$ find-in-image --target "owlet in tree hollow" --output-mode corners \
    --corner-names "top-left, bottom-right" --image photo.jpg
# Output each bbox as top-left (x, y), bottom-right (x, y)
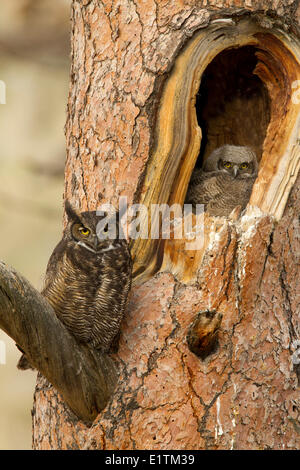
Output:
top-left (185, 145), bottom-right (258, 217)
top-left (17, 201), bottom-right (132, 370)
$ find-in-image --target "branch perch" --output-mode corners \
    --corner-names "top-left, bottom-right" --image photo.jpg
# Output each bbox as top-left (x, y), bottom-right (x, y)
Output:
top-left (0, 261), bottom-right (118, 424)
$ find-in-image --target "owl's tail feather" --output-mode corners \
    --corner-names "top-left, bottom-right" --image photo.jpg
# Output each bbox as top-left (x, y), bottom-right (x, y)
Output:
top-left (16, 343), bottom-right (35, 370)
top-left (17, 353), bottom-right (35, 370)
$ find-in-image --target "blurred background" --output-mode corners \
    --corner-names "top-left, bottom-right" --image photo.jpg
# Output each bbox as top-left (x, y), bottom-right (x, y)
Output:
top-left (0, 0), bottom-right (71, 449)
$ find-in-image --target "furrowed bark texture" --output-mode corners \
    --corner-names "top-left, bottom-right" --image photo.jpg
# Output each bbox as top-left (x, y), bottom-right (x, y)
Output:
top-left (32, 0), bottom-right (300, 449)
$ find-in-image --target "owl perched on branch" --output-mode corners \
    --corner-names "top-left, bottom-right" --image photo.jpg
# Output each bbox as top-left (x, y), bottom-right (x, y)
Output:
top-left (185, 145), bottom-right (258, 217)
top-left (18, 201), bottom-right (132, 370)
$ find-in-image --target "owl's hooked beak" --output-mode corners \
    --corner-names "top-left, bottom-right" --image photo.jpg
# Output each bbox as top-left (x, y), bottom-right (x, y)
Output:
top-left (93, 235), bottom-right (99, 250)
top-left (233, 166), bottom-right (239, 178)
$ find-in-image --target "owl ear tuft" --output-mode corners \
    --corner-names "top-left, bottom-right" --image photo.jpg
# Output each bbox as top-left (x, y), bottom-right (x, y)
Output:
top-left (65, 200), bottom-right (82, 223)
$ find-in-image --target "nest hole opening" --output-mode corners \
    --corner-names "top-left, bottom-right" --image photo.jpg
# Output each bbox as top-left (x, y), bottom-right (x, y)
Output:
top-left (133, 22), bottom-right (300, 283)
top-left (195, 45), bottom-right (271, 168)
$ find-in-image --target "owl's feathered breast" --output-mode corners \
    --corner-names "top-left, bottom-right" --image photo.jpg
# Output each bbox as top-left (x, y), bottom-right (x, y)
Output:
top-left (42, 239), bottom-right (132, 351)
top-left (186, 168), bottom-right (256, 217)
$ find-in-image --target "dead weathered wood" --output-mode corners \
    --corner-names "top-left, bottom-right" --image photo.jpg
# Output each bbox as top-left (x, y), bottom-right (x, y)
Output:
top-left (0, 261), bottom-right (117, 424)
top-left (131, 17), bottom-right (300, 284)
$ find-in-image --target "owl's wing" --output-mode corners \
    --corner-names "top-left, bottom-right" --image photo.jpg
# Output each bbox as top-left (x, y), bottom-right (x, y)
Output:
top-left (189, 168), bottom-right (205, 185)
top-left (42, 239), bottom-right (66, 292)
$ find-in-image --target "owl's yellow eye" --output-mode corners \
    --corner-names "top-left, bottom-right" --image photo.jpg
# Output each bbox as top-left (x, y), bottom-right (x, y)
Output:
top-left (79, 226), bottom-right (90, 237)
top-left (223, 161), bottom-right (232, 169)
top-left (240, 162), bottom-right (249, 169)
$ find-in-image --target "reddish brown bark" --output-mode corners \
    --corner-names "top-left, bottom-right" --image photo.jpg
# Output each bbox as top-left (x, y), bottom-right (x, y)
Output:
top-left (32, 0), bottom-right (300, 449)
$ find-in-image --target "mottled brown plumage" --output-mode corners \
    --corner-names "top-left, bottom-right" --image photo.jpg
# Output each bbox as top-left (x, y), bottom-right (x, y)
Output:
top-left (186, 145), bottom-right (258, 217)
top-left (17, 201), bottom-right (132, 370)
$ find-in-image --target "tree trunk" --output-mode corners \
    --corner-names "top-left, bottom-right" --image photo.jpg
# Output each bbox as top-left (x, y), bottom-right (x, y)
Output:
top-left (31, 0), bottom-right (300, 449)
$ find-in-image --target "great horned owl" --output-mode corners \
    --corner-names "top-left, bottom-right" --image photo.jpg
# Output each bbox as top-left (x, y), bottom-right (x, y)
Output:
top-left (17, 201), bottom-right (132, 370)
top-left (185, 145), bottom-right (258, 217)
